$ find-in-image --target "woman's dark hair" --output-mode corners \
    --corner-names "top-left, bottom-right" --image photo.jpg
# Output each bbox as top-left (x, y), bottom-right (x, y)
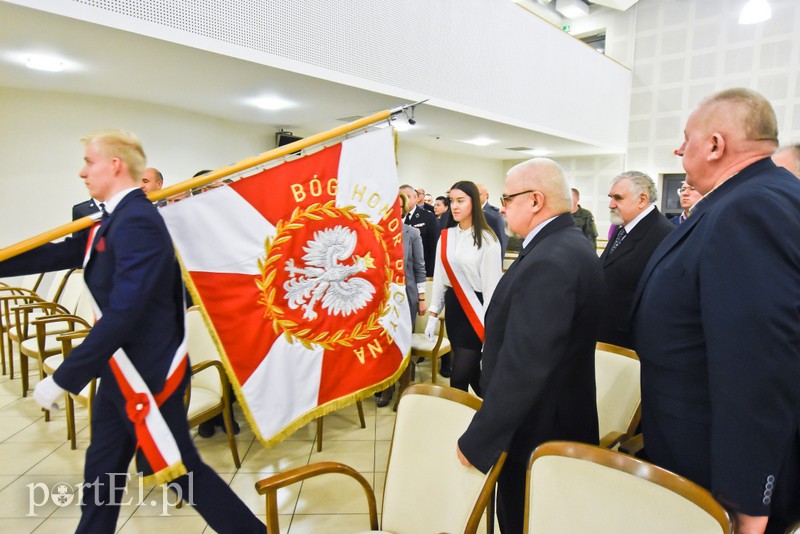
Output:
top-left (446, 180), bottom-right (496, 248)
top-left (435, 195), bottom-right (450, 207)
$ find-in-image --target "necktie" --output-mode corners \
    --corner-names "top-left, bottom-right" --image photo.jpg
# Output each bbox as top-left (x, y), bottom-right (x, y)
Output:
top-left (608, 227), bottom-right (627, 255)
top-left (404, 213), bottom-right (412, 224)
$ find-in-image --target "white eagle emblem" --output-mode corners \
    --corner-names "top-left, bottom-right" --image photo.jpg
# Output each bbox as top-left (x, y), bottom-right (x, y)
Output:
top-left (284, 225), bottom-right (376, 320)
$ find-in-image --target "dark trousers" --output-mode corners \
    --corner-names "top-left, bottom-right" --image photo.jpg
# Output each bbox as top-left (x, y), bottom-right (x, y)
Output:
top-left (76, 377), bottom-right (263, 533)
top-left (496, 459), bottom-right (526, 534)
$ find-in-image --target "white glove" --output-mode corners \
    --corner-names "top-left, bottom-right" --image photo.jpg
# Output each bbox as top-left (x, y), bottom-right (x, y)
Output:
top-left (425, 316), bottom-right (439, 341)
top-left (34, 375), bottom-right (64, 411)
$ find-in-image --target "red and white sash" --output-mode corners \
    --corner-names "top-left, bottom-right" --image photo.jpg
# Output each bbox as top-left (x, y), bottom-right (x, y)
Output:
top-left (440, 228), bottom-right (485, 342)
top-left (83, 221), bottom-right (189, 484)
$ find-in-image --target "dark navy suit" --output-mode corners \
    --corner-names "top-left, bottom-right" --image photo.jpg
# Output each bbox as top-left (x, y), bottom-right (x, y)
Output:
top-left (632, 158), bottom-right (800, 533)
top-left (459, 214), bottom-right (603, 533)
top-left (597, 207), bottom-right (673, 349)
top-left (71, 198), bottom-right (101, 220)
top-left (405, 206), bottom-right (439, 277)
top-left (0, 189), bottom-right (262, 533)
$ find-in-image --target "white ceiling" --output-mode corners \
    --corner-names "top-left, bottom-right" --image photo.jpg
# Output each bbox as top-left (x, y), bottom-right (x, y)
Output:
top-left (0, 1), bottom-right (623, 160)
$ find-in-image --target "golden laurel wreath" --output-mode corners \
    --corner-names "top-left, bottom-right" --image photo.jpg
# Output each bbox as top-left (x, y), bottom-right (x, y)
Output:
top-left (257, 200), bottom-right (393, 351)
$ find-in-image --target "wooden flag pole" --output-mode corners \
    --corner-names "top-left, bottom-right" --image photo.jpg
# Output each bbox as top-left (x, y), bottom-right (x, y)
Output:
top-left (0, 104), bottom-right (419, 263)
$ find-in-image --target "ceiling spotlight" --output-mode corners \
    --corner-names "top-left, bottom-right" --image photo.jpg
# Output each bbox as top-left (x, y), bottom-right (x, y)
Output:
top-left (738, 0), bottom-right (771, 24)
top-left (250, 96), bottom-right (294, 111)
top-left (25, 55), bottom-right (64, 72)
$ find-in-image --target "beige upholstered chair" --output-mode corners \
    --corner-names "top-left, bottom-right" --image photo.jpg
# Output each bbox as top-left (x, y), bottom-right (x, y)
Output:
top-left (17, 273), bottom-right (91, 399)
top-left (407, 279), bottom-right (451, 384)
top-left (185, 306), bottom-right (240, 467)
top-left (46, 329), bottom-right (93, 449)
top-left (0, 271), bottom-right (65, 378)
top-left (525, 441), bottom-right (733, 534)
top-left (595, 342), bottom-right (640, 448)
top-left (256, 383), bottom-right (507, 534)
top-left (0, 275), bottom-right (45, 375)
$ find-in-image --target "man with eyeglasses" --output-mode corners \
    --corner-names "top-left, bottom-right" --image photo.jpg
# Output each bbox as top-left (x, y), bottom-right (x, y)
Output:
top-left (672, 181), bottom-right (703, 225)
top-left (597, 171), bottom-right (673, 349)
top-left (457, 158), bottom-right (603, 534)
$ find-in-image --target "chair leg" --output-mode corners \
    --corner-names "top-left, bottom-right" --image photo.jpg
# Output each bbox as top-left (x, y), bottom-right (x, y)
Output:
top-left (394, 364), bottom-right (412, 412)
top-left (356, 400), bottom-right (366, 428)
top-left (316, 417), bottom-right (323, 452)
top-left (222, 406), bottom-right (241, 468)
top-left (0, 330), bottom-right (6, 376)
top-left (7, 336), bottom-right (14, 379)
top-left (20, 353), bottom-right (28, 397)
top-left (66, 394), bottom-right (76, 450)
top-left (432, 355), bottom-right (439, 385)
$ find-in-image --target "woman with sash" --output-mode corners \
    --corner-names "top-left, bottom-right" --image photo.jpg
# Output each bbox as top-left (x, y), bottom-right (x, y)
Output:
top-left (426, 181), bottom-right (502, 395)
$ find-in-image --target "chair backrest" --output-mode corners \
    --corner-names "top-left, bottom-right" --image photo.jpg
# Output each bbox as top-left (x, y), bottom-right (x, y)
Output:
top-left (0, 273), bottom-right (44, 293)
top-left (44, 269), bottom-right (73, 302)
top-left (56, 270), bottom-right (85, 313)
top-left (412, 279), bottom-right (435, 333)
top-left (595, 342), bottom-right (640, 444)
top-left (381, 384), bottom-right (506, 534)
top-left (525, 441), bottom-right (733, 534)
top-left (73, 285), bottom-right (95, 322)
top-left (186, 306), bottom-right (223, 394)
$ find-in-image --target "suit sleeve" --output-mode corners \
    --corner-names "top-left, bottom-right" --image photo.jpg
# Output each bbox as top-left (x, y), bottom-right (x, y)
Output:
top-left (410, 230), bottom-right (426, 287)
top-left (701, 191), bottom-right (800, 515)
top-left (459, 256), bottom-right (578, 472)
top-left (428, 238), bottom-right (448, 315)
top-left (480, 233), bottom-right (502, 309)
top-left (0, 237), bottom-right (87, 277)
top-left (53, 212), bottom-right (176, 394)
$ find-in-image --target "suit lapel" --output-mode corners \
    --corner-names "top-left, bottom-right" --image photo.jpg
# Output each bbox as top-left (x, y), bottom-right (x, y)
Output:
top-left (88, 190), bottom-right (144, 265)
top-left (602, 209), bottom-right (659, 267)
top-left (507, 214), bottom-right (574, 272)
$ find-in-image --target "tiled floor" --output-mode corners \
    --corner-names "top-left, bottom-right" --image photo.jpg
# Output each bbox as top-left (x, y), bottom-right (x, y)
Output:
top-left (0, 359), bottom-right (445, 533)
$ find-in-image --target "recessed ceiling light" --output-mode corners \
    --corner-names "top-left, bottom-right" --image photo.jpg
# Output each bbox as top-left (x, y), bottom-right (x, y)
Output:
top-left (738, 0), bottom-right (771, 24)
top-left (462, 137), bottom-right (496, 146)
top-left (250, 96), bottom-right (294, 111)
top-left (26, 55), bottom-right (64, 72)
top-left (525, 148), bottom-right (551, 156)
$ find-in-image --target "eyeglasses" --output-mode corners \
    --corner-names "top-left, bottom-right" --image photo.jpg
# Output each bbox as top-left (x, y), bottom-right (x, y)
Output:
top-left (500, 190), bottom-right (533, 207)
top-left (677, 185), bottom-right (696, 195)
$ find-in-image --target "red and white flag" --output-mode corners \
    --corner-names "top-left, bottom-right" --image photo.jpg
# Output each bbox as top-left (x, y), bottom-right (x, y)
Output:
top-left (161, 128), bottom-right (410, 445)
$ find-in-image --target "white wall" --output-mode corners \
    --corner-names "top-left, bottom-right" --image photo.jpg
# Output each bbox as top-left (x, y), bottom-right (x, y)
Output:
top-left (0, 87), bottom-right (271, 246)
top-left (626, 0), bottom-right (800, 179)
top-left (396, 141), bottom-right (506, 203)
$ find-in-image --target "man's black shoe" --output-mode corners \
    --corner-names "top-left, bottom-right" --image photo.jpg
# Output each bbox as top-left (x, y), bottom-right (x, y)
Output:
top-left (198, 421), bottom-right (216, 438)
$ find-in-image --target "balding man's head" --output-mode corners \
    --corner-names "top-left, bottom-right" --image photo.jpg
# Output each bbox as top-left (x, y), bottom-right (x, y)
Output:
top-left (477, 183), bottom-right (489, 205)
top-left (502, 158), bottom-right (571, 236)
top-left (678, 88), bottom-right (778, 193)
top-left (141, 167), bottom-right (164, 194)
